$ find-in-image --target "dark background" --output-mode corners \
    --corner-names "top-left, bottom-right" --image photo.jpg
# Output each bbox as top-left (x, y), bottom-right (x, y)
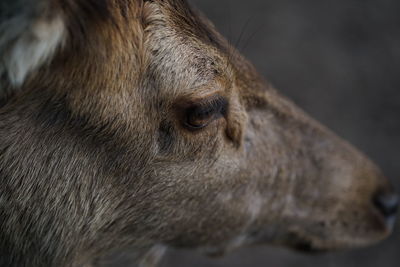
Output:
top-left (161, 0), bottom-right (400, 266)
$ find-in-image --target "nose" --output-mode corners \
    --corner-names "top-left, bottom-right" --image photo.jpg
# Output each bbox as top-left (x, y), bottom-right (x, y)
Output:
top-left (373, 192), bottom-right (399, 219)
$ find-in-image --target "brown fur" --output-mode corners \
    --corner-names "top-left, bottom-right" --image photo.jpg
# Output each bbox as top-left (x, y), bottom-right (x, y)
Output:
top-left (0, 1), bottom-right (396, 266)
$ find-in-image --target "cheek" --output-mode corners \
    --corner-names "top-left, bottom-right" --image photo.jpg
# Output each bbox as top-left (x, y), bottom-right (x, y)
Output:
top-left (149, 164), bottom-right (261, 245)
top-left (152, 189), bottom-right (255, 248)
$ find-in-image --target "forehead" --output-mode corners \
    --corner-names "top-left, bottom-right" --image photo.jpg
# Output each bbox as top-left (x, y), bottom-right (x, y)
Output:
top-left (143, 0), bottom-right (233, 97)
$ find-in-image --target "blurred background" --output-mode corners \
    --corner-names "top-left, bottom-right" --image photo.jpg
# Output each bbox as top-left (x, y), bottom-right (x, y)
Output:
top-left (161, 0), bottom-right (400, 266)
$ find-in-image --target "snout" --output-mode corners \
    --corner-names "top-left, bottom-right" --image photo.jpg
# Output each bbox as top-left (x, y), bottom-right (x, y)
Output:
top-left (243, 93), bottom-right (398, 253)
top-left (373, 190), bottom-right (398, 229)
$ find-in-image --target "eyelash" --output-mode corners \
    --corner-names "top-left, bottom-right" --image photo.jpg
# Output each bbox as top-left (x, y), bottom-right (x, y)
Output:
top-left (184, 96), bottom-right (228, 130)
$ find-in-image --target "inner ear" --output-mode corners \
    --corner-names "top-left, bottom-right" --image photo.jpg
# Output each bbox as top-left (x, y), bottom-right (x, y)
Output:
top-left (0, 0), bottom-right (114, 97)
top-left (0, 6), bottom-right (66, 90)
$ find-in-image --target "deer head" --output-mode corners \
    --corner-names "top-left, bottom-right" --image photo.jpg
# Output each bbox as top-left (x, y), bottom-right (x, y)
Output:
top-left (0, 1), bottom-right (397, 266)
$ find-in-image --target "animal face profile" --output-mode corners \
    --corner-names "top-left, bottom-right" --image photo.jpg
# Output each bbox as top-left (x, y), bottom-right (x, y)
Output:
top-left (0, 1), bottom-right (397, 266)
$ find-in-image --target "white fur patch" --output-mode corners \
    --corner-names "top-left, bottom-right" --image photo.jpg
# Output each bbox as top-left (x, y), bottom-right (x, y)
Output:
top-left (0, 15), bottom-right (65, 87)
top-left (139, 245), bottom-right (167, 267)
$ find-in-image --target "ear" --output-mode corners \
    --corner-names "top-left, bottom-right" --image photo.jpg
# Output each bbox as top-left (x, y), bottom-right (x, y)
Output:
top-left (0, 0), bottom-right (66, 88)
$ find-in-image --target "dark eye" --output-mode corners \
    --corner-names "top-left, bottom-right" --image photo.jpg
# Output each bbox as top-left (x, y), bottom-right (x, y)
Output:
top-left (184, 96), bottom-right (228, 130)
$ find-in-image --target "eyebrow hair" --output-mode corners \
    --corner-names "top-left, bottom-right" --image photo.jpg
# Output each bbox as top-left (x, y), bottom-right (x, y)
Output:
top-left (194, 94), bottom-right (229, 116)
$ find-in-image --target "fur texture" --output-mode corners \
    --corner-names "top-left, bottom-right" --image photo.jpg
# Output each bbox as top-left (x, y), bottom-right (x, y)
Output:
top-left (0, 1), bottom-right (396, 267)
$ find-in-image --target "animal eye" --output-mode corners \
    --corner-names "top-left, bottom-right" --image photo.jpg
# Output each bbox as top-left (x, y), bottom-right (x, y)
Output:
top-left (184, 96), bottom-right (228, 130)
